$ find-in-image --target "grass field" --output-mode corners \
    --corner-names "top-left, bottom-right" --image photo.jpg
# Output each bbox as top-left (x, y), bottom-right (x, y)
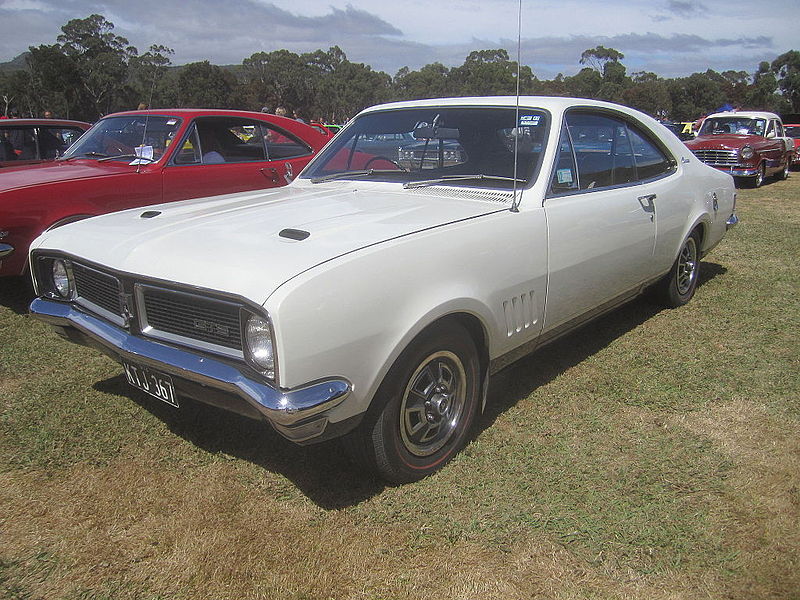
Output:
top-left (1, 175), bottom-right (798, 599)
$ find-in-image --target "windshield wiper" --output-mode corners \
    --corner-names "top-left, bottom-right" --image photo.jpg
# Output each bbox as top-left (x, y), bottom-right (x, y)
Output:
top-left (310, 169), bottom-right (399, 183)
top-left (97, 154), bottom-right (156, 163)
top-left (62, 151), bottom-right (108, 161)
top-left (403, 174), bottom-right (527, 189)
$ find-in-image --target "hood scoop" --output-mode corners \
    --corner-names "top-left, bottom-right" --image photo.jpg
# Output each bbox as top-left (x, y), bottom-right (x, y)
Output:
top-left (140, 210), bottom-right (162, 219)
top-left (279, 228), bottom-right (310, 241)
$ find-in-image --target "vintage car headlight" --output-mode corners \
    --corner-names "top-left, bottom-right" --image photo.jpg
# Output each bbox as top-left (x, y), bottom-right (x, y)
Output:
top-left (51, 259), bottom-right (73, 298)
top-left (740, 145), bottom-right (754, 160)
top-left (245, 313), bottom-right (275, 378)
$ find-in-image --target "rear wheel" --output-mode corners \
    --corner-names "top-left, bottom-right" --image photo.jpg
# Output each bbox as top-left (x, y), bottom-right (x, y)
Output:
top-left (654, 230), bottom-right (701, 308)
top-left (344, 322), bottom-right (481, 483)
top-left (777, 161), bottom-right (790, 180)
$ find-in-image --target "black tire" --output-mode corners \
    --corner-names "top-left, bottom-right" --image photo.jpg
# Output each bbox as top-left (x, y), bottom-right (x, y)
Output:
top-left (344, 321), bottom-right (481, 483)
top-left (654, 230), bottom-right (701, 308)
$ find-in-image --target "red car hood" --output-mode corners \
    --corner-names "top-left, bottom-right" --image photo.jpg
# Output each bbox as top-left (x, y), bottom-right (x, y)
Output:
top-left (684, 134), bottom-right (754, 150)
top-left (0, 159), bottom-right (138, 192)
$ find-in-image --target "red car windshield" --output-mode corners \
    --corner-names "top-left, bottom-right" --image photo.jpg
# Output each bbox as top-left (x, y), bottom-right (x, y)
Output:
top-left (63, 115), bottom-right (182, 162)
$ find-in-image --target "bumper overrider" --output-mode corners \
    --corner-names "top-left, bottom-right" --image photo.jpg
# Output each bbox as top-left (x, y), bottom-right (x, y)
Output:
top-left (29, 298), bottom-right (352, 444)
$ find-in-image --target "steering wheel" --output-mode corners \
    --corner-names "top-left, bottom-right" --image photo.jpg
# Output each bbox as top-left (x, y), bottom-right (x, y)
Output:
top-left (363, 155), bottom-right (406, 170)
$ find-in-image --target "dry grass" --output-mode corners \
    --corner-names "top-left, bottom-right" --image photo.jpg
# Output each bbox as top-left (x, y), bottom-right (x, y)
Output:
top-left (1, 175), bottom-right (798, 599)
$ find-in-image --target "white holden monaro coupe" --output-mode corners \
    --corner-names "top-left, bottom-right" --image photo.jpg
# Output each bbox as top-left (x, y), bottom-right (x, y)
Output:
top-left (29, 97), bottom-right (738, 482)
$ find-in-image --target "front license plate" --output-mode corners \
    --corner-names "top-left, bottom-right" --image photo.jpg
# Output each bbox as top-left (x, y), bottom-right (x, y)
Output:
top-left (123, 361), bottom-right (178, 408)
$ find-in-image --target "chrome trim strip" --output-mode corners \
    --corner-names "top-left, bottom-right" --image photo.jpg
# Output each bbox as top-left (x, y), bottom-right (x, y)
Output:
top-left (29, 298), bottom-right (351, 434)
top-left (0, 243), bottom-right (14, 259)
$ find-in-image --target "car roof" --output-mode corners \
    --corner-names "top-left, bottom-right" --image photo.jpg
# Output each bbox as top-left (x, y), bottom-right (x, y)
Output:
top-left (358, 95), bottom-right (649, 116)
top-left (0, 118), bottom-right (91, 127)
top-left (705, 111), bottom-right (781, 121)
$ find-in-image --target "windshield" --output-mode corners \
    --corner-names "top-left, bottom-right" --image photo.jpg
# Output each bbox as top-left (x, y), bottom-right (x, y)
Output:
top-left (62, 115), bottom-right (182, 162)
top-left (301, 107), bottom-right (549, 189)
top-left (699, 117), bottom-right (766, 137)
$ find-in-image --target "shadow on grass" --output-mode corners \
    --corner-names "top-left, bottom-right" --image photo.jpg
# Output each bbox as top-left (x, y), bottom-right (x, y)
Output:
top-left (0, 276), bottom-right (35, 315)
top-left (92, 261), bottom-right (726, 509)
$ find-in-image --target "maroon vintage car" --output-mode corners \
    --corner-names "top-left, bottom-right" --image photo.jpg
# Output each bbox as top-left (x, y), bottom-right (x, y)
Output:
top-left (1, 118), bottom-right (91, 167)
top-left (0, 109), bottom-right (329, 277)
top-left (684, 111), bottom-right (791, 187)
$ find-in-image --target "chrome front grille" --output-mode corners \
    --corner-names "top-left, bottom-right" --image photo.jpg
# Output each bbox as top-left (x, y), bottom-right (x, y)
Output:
top-left (692, 149), bottom-right (738, 166)
top-left (72, 262), bottom-right (124, 325)
top-left (137, 285), bottom-right (243, 357)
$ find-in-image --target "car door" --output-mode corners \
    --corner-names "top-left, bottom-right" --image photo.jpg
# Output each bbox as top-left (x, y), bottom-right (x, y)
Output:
top-left (542, 111), bottom-right (658, 332)
top-left (160, 116), bottom-right (315, 202)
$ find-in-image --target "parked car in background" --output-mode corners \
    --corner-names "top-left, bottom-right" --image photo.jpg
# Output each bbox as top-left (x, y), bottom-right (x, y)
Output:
top-left (659, 121), bottom-right (695, 141)
top-left (0, 119), bottom-right (90, 167)
top-left (0, 109), bottom-right (328, 277)
top-left (784, 123), bottom-right (800, 168)
top-left (684, 111), bottom-right (791, 187)
top-left (28, 96), bottom-right (737, 482)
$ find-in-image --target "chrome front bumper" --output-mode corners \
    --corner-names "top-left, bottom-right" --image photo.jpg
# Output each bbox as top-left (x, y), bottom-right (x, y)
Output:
top-left (29, 298), bottom-right (351, 443)
top-left (726, 213), bottom-right (739, 230)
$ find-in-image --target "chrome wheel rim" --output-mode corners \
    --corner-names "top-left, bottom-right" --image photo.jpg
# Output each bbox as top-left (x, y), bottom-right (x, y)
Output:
top-left (755, 167), bottom-right (764, 187)
top-left (676, 237), bottom-right (698, 295)
top-left (400, 351), bottom-right (467, 457)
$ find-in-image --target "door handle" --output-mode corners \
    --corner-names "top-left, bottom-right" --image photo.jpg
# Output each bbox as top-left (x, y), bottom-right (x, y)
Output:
top-left (260, 167), bottom-right (280, 185)
top-left (637, 194), bottom-right (656, 212)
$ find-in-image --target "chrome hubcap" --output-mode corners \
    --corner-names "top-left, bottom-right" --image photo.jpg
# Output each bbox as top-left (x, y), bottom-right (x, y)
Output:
top-left (676, 237), bottom-right (698, 295)
top-left (400, 351), bottom-right (466, 457)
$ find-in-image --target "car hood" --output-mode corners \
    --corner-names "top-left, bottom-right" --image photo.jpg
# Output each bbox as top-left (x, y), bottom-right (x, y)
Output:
top-left (684, 134), bottom-right (758, 150)
top-left (32, 183), bottom-right (506, 305)
top-left (0, 159), bottom-right (137, 192)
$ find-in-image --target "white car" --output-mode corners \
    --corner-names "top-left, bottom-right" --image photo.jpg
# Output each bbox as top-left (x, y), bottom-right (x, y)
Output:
top-left (28, 97), bottom-right (738, 482)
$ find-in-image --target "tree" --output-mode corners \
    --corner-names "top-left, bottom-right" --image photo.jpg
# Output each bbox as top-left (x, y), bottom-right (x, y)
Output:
top-left (129, 44), bottom-right (174, 108)
top-left (624, 73), bottom-right (672, 119)
top-left (745, 62), bottom-right (790, 112)
top-left (393, 63), bottom-right (454, 100)
top-left (176, 61), bottom-right (235, 108)
top-left (450, 49), bottom-right (532, 96)
top-left (772, 50), bottom-right (800, 112)
top-left (56, 14), bottom-right (138, 118)
top-left (26, 45), bottom-right (82, 118)
top-left (579, 46), bottom-right (625, 73)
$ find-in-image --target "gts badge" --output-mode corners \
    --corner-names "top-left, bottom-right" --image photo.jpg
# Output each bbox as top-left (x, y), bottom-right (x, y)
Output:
top-left (192, 318), bottom-right (231, 338)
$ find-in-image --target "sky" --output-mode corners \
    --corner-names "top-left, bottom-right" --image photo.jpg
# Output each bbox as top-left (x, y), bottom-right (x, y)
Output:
top-left (0, 0), bottom-right (797, 80)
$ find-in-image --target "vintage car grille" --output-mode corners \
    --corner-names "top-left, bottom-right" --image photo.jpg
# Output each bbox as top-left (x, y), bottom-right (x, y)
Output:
top-left (137, 286), bottom-right (243, 355)
top-left (66, 260), bottom-right (245, 358)
top-left (691, 149), bottom-right (739, 166)
top-left (72, 262), bottom-right (124, 324)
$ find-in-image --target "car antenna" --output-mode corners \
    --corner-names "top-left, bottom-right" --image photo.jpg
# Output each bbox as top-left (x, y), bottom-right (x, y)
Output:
top-left (136, 67), bottom-right (159, 174)
top-left (510, 0), bottom-right (523, 213)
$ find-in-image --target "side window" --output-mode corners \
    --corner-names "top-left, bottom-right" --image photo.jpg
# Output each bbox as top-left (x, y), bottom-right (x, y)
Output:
top-left (263, 123), bottom-right (313, 160)
top-left (627, 125), bottom-right (673, 180)
top-left (775, 121), bottom-right (785, 137)
top-left (174, 124), bottom-right (201, 164)
top-left (549, 122), bottom-right (578, 194)
top-left (566, 112), bottom-right (620, 190)
top-left (766, 120), bottom-right (776, 138)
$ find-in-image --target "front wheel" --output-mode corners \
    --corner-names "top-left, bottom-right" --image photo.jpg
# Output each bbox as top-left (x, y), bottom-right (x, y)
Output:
top-left (654, 230), bottom-right (701, 308)
top-left (777, 161), bottom-right (790, 181)
top-left (344, 322), bottom-right (481, 483)
top-left (750, 164), bottom-right (765, 188)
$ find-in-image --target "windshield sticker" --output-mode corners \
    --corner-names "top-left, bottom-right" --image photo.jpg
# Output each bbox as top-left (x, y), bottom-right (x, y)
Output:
top-left (520, 115), bottom-right (541, 126)
top-left (166, 119), bottom-right (178, 125)
top-left (556, 169), bottom-right (574, 184)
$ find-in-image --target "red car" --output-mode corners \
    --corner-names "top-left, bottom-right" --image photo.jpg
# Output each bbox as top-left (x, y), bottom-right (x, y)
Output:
top-left (684, 111), bottom-right (791, 187)
top-left (0, 109), bottom-right (328, 277)
top-left (784, 123), bottom-right (800, 168)
top-left (1, 118), bottom-right (91, 167)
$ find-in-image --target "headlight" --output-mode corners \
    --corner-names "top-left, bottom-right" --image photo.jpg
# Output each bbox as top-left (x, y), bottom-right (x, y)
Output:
top-left (245, 313), bottom-right (275, 378)
top-left (740, 145), bottom-right (754, 160)
top-left (51, 259), bottom-right (72, 298)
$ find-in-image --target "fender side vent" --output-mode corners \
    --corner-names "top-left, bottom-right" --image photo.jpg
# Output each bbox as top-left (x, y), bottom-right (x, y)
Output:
top-left (503, 291), bottom-right (538, 337)
top-left (279, 228), bottom-right (310, 241)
